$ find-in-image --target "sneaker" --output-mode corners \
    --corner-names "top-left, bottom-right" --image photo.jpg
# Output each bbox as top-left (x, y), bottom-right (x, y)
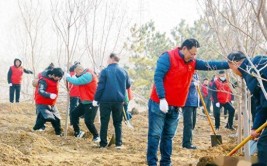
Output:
top-left (75, 131), bottom-right (85, 138)
top-left (56, 133), bottom-right (63, 137)
top-left (115, 145), bottom-right (124, 150)
top-left (93, 136), bottom-right (100, 143)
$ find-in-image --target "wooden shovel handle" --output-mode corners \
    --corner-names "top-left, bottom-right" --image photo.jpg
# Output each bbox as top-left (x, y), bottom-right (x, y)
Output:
top-left (196, 85), bottom-right (217, 135)
top-left (227, 121), bottom-right (267, 156)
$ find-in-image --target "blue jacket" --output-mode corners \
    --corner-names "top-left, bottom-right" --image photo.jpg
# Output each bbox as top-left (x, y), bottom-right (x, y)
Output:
top-left (94, 63), bottom-right (131, 102)
top-left (184, 73), bottom-right (199, 107)
top-left (238, 55), bottom-right (267, 129)
top-left (154, 51), bottom-right (229, 99)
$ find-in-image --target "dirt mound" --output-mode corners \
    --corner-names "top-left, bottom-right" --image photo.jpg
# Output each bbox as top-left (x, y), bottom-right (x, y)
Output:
top-left (0, 143), bottom-right (32, 165)
top-left (0, 130), bottom-right (57, 155)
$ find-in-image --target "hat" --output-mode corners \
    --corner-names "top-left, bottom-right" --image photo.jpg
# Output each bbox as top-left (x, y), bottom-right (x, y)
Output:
top-left (227, 51), bottom-right (246, 62)
top-left (74, 61), bottom-right (80, 65)
top-left (218, 70), bottom-right (225, 74)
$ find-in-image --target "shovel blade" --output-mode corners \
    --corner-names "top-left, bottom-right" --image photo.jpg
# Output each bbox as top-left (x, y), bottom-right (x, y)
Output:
top-left (211, 135), bottom-right (222, 147)
top-left (108, 134), bottom-right (115, 147)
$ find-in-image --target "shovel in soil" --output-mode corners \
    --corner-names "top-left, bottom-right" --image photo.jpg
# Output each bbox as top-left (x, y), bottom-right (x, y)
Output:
top-left (196, 86), bottom-right (222, 147)
top-left (108, 134), bottom-right (115, 147)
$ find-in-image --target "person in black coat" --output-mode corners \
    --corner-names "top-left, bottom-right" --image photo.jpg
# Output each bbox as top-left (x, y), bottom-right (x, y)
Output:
top-left (228, 51), bottom-right (267, 165)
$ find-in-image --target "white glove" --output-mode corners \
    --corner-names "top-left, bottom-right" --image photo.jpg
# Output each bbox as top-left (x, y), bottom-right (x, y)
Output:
top-left (92, 100), bottom-right (99, 107)
top-left (64, 72), bottom-right (71, 80)
top-left (8, 83), bottom-right (12, 86)
top-left (215, 102), bottom-right (220, 108)
top-left (193, 81), bottom-right (199, 86)
top-left (159, 98), bottom-right (168, 113)
top-left (50, 93), bottom-right (57, 99)
top-left (231, 101), bottom-right (234, 104)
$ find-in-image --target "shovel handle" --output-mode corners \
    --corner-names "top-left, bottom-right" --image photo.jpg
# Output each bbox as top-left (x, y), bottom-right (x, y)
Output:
top-left (227, 121), bottom-right (267, 156)
top-left (196, 86), bottom-right (217, 135)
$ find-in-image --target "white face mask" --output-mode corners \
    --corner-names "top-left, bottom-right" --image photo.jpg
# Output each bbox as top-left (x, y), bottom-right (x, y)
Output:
top-left (220, 77), bottom-right (226, 81)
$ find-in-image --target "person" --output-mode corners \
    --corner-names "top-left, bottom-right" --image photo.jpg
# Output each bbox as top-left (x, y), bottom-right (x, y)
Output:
top-left (211, 70), bottom-right (235, 130)
top-left (32, 68), bottom-right (64, 136)
top-left (182, 73), bottom-right (199, 149)
top-left (94, 53), bottom-right (131, 149)
top-left (227, 51), bottom-right (267, 165)
top-left (147, 38), bottom-right (229, 166)
top-left (201, 78), bottom-right (211, 114)
top-left (7, 58), bottom-right (33, 104)
top-left (68, 62), bottom-right (80, 123)
top-left (65, 65), bottom-right (100, 142)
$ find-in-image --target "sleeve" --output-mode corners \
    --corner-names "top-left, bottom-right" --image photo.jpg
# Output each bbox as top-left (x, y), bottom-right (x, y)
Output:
top-left (154, 52), bottom-right (171, 99)
top-left (195, 59), bottom-right (229, 71)
top-left (125, 71), bottom-right (131, 89)
top-left (23, 68), bottom-right (33, 74)
top-left (38, 79), bottom-right (51, 98)
top-left (252, 108), bottom-right (267, 129)
top-left (66, 72), bottom-right (92, 85)
top-left (7, 67), bottom-right (12, 83)
top-left (94, 70), bottom-right (106, 101)
top-left (211, 82), bottom-right (218, 103)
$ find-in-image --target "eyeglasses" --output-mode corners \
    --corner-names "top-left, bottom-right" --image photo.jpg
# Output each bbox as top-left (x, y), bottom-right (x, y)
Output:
top-left (187, 48), bottom-right (196, 56)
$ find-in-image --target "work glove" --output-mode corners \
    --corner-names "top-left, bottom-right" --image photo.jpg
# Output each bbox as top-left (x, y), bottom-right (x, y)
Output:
top-left (159, 98), bottom-right (168, 113)
top-left (215, 102), bottom-right (220, 108)
top-left (8, 83), bottom-right (12, 86)
top-left (193, 81), bottom-right (200, 86)
top-left (63, 72), bottom-right (71, 80)
top-left (92, 100), bottom-right (99, 107)
top-left (50, 93), bottom-right (57, 99)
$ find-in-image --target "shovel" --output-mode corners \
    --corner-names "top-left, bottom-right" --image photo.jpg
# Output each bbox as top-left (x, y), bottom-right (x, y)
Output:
top-left (108, 134), bottom-right (115, 147)
top-left (196, 85), bottom-right (222, 147)
top-left (122, 107), bottom-right (134, 129)
top-left (227, 121), bottom-right (267, 156)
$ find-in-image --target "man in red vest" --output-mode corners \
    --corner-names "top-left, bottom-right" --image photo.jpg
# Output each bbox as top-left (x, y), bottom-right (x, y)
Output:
top-left (66, 65), bottom-right (100, 142)
top-left (7, 58), bottom-right (33, 104)
top-left (211, 70), bottom-right (235, 130)
top-left (201, 78), bottom-right (211, 114)
top-left (147, 38), bottom-right (229, 166)
top-left (33, 68), bottom-right (64, 136)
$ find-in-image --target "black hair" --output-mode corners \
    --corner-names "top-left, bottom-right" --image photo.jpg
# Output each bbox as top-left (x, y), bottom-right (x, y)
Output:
top-left (203, 78), bottom-right (208, 81)
top-left (110, 53), bottom-right (120, 62)
top-left (227, 51), bottom-right (246, 62)
top-left (48, 68), bottom-right (64, 77)
top-left (181, 38), bottom-right (200, 49)
top-left (46, 63), bottom-right (54, 70)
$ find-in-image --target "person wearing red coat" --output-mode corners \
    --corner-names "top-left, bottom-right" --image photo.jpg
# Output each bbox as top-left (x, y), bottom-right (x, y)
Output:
top-left (211, 70), bottom-right (235, 130)
top-left (33, 68), bottom-right (64, 136)
top-left (7, 58), bottom-right (33, 103)
top-left (201, 78), bottom-right (211, 114)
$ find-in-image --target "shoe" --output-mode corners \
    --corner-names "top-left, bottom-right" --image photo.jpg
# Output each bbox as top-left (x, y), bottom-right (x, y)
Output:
top-left (115, 145), bottom-right (123, 150)
top-left (225, 126), bottom-right (236, 131)
top-left (183, 145), bottom-right (197, 149)
top-left (75, 131), bottom-right (85, 138)
top-left (99, 145), bottom-right (108, 149)
top-left (215, 127), bottom-right (220, 131)
top-left (93, 136), bottom-right (100, 143)
top-left (56, 133), bottom-right (63, 137)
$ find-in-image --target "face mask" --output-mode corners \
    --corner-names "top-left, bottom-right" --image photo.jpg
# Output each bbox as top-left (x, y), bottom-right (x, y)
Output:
top-left (220, 77), bottom-right (226, 81)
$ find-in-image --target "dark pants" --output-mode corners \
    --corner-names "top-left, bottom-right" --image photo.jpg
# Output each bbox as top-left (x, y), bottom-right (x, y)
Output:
top-left (99, 102), bottom-right (123, 147)
top-left (203, 97), bottom-right (211, 113)
top-left (182, 106), bottom-right (197, 147)
top-left (33, 113), bottom-right (61, 135)
top-left (9, 84), bottom-right (21, 103)
top-left (257, 127), bottom-right (267, 164)
top-left (70, 103), bottom-right (98, 138)
top-left (69, 97), bottom-right (79, 123)
top-left (213, 102), bottom-right (235, 128)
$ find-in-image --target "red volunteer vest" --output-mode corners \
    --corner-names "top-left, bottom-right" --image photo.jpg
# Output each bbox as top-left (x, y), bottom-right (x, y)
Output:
top-left (79, 69), bottom-right (98, 101)
top-left (11, 66), bottom-right (23, 84)
top-left (214, 79), bottom-right (232, 104)
top-left (35, 77), bottom-right (59, 106)
top-left (201, 84), bottom-right (208, 97)
top-left (150, 48), bottom-right (196, 107)
top-left (69, 71), bottom-right (80, 97)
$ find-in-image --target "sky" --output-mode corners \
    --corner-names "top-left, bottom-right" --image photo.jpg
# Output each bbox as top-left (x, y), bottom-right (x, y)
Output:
top-left (0, 0), bottom-right (201, 61)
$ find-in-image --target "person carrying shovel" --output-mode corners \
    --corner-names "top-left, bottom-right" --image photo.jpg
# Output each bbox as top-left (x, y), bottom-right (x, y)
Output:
top-left (227, 51), bottom-right (267, 165)
top-left (147, 38), bottom-right (230, 166)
